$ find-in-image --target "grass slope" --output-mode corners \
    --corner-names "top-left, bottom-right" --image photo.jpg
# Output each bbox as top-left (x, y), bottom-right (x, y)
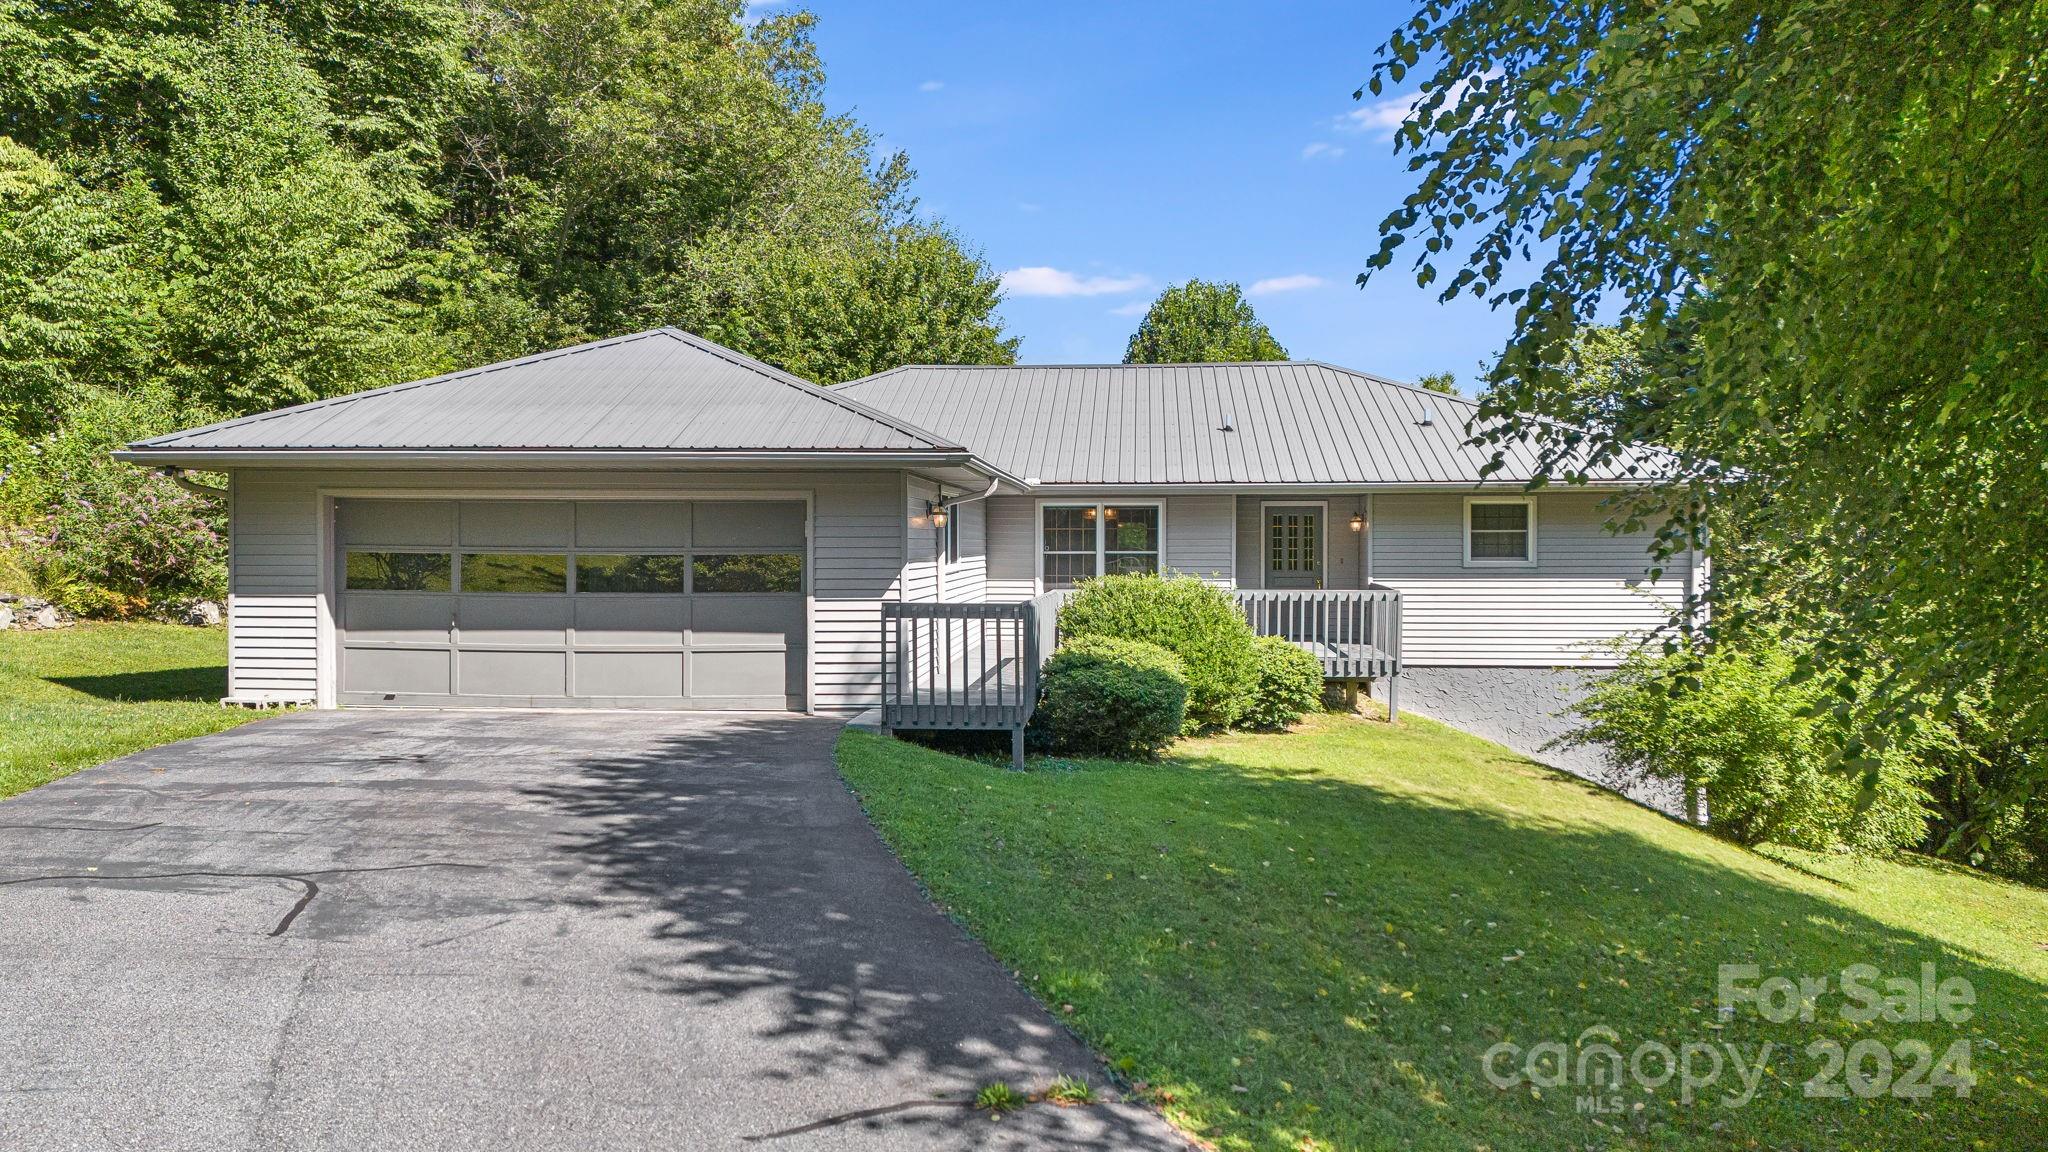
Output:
top-left (839, 714), bottom-right (2048, 1151)
top-left (1, 623), bottom-right (262, 799)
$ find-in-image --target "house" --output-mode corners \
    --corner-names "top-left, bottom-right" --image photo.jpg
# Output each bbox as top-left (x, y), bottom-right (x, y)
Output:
top-left (116, 327), bottom-right (1699, 767)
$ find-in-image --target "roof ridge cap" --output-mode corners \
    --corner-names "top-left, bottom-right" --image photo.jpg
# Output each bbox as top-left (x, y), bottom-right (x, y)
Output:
top-left (652, 329), bottom-right (970, 451)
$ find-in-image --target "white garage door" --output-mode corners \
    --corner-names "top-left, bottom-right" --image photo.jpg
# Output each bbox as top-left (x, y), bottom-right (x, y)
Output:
top-left (335, 499), bottom-right (805, 710)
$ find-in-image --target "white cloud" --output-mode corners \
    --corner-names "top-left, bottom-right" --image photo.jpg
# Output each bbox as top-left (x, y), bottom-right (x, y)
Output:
top-left (1108, 299), bottom-right (1152, 317)
top-left (918, 79), bottom-right (944, 93)
top-left (1017, 201), bottom-right (1042, 214)
top-left (1001, 266), bottom-right (1152, 298)
top-left (1300, 141), bottom-right (1346, 161)
top-left (1248, 274), bottom-right (1326, 296)
top-left (1338, 71), bottom-right (1498, 140)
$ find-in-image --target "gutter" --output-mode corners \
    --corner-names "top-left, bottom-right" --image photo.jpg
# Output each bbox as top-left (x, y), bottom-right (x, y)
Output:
top-left (112, 446), bottom-right (1023, 484)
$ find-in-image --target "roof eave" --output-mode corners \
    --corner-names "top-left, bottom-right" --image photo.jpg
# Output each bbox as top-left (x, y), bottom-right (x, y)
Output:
top-left (112, 446), bottom-right (1005, 473)
top-left (1017, 479), bottom-right (1661, 493)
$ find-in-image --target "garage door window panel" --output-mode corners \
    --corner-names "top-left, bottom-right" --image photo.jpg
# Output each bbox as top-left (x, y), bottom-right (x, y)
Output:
top-left (577, 554), bottom-right (690, 594)
top-left (346, 551), bottom-right (451, 592)
top-left (693, 553), bottom-right (802, 593)
top-left (461, 553), bottom-right (569, 593)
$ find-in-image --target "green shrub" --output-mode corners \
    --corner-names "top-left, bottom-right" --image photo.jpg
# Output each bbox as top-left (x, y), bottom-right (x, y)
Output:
top-left (1038, 635), bottom-right (1188, 760)
top-left (1565, 640), bottom-right (1936, 855)
top-left (1056, 573), bottom-right (1257, 730)
top-left (1241, 635), bottom-right (1325, 730)
top-left (1, 384), bottom-right (227, 617)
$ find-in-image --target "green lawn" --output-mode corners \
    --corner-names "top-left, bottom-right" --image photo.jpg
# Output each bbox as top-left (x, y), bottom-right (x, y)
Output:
top-left (839, 714), bottom-right (2048, 1152)
top-left (0, 622), bottom-right (266, 799)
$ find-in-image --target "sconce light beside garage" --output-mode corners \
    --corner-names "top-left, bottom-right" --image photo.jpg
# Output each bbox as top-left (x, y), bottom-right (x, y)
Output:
top-left (1350, 512), bottom-right (1365, 533)
top-left (927, 500), bottom-right (949, 528)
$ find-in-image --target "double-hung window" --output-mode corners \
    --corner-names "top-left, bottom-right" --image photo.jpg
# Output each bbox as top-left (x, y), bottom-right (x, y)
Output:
top-left (1464, 496), bottom-right (1536, 565)
top-left (1040, 503), bottom-right (1162, 589)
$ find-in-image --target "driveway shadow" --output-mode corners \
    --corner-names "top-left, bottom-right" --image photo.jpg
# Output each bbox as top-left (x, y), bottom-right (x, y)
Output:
top-left (518, 714), bottom-right (1185, 1147)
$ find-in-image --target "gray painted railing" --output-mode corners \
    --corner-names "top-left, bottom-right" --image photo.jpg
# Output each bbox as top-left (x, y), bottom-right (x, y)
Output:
top-left (1236, 586), bottom-right (1403, 717)
top-left (879, 586), bottom-right (1406, 760)
top-left (881, 600), bottom-right (1042, 767)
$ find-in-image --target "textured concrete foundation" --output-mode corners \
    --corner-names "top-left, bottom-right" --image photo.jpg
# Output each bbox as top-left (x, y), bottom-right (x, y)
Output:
top-left (1375, 666), bottom-right (1687, 816)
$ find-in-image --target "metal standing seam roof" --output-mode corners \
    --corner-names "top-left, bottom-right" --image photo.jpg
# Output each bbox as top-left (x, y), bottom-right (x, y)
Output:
top-left (836, 362), bottom-right (1671, 486)
top-left (125, 328), bottom-right (971, 456)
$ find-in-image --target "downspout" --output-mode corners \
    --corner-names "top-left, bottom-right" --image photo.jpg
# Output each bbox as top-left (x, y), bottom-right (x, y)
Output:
top-left (160, 466), bottom-right (227, 499)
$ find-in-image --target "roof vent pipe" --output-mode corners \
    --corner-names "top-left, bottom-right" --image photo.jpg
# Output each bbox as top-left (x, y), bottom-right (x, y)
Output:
top-left (1418, 405), bottom-right (1436, 427)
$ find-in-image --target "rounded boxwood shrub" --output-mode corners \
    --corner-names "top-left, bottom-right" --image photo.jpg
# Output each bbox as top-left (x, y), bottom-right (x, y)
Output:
top-left (1056, 574), bottom-right (1257, 730)
top-left (1240, 634), bottom-right (1326, 730)
top-left (1038, 635), bottom-right (1188, 760)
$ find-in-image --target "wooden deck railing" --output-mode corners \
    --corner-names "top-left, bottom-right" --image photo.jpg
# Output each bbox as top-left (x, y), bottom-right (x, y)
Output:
top-left (879, 586), bottom-right (1406, 760)
top-left (881, 598), bottom-right (1049, 767)
top-left (1237, 586), bottom-right (1404, 717)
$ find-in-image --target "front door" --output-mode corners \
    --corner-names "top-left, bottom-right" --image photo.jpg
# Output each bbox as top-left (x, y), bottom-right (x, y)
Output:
top-left (1265, 506), bottom-right (1323, 589)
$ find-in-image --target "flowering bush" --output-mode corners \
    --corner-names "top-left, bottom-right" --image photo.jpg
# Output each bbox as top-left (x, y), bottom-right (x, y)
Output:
top-left (20, 465), bottom-right (226, 617)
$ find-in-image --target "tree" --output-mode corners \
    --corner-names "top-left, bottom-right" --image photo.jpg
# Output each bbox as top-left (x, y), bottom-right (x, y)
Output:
top-left (445, 1), bottom-right (1013, 369)
top-left (1122, 280), bottom-right (1287, 364)
top-left (1359, 2), bottom-right (2048, 790)
top-left (0, 141), bottom-right (161, 435)
top-left (156, 11), bottom-right (446, 413)
top-left (1415, 371), bottom-right (1457, 394)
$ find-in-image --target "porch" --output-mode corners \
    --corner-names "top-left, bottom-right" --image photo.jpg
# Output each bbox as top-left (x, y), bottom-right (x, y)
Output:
top-left (876, 586), bottom-right (1404, 767)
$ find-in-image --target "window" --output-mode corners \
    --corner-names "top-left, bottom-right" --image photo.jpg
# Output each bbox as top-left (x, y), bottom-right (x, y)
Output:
top-left (345, 551), bottom-right (450, 591)
top-left (1268, 511), bottom-right (1320, 573)
top-left (1465, 497), bottom-right (1535, 565)
top-left (576, 554), bottom-right (688, 594)
top-left (1103, 504), bottom-right (1160, 575)
top-left (693, 553), bottom-right (803, 593)
top-left (941, 512), bottom-right (959, 566)
top-left (1040, 503), bottom-right (1162, 589)
top-left (461, 553), bottom-right (568, 593)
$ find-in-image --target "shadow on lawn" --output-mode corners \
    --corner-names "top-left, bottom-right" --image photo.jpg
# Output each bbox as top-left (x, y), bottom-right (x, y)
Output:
top-left (516, 716), bottom-right (1178, 1148)
top-left (1107, 741), bottom-right (2048, 1148)
top-left (49, 665), bottom-right (226, 703)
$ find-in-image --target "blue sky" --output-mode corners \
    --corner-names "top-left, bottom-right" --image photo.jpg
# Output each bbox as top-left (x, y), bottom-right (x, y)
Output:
top-left (783, 1), bottom-right (1510, 387)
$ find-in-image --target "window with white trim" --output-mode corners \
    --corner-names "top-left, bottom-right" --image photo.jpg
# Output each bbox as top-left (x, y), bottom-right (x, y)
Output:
top-left (1041, 503), bottom-right (1161, 589)
top-left (1465, 497), bottom-right (1534, 564)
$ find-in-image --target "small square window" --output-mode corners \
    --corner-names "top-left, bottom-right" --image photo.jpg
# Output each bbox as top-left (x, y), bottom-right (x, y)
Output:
top-left (1466, 499), bottom-right (1533, 564)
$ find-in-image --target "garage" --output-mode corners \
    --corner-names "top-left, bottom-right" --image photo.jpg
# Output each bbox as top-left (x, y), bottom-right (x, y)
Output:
top-left (335, 498), bottom-right (807, 710)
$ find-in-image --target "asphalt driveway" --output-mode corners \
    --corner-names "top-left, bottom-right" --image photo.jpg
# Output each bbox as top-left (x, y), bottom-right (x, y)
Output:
top-left (0, 711), bottom-right (1188, 1151)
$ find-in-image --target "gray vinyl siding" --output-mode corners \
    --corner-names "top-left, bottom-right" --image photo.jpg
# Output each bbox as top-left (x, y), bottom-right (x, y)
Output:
top-left (1163, 495), bottom-right (1234, 585)
top-left (987, 495), bottom-right (1036, 602)
top-left (1369, 491), bottom-right (1690, 666)
top-left (940, 497), bottom-right (988, 603)
top-left (225, 468), bottom-right (906, 713)
top-left (903, 474), bottom-right (941, 604)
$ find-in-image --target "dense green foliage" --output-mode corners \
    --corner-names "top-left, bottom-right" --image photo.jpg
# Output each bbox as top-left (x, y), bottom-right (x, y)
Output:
top-left (1239, 635), bottom-right (1324, 731)
top-left (1057, 574), bottom-right (1259, 731)
top-left (1121, 280), bottom-right (1286, 364)
top-left (0, 0), bottom-right (1014, 611)
top-left (841, 717), bottom-right (2048, 1151)
top-left (1038, 636), bottom-right (1188, 760)
top-left (1360, 3), bottom-right (2048, 809)
top-left (1414, 370), bottom-right (1457, 394)
top-left (1566, 641), bottom-right (1936, 855)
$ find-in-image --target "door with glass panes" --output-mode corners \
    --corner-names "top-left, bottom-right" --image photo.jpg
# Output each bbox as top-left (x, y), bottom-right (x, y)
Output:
top-left (1264, 505), bottom-right (1323, 589)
